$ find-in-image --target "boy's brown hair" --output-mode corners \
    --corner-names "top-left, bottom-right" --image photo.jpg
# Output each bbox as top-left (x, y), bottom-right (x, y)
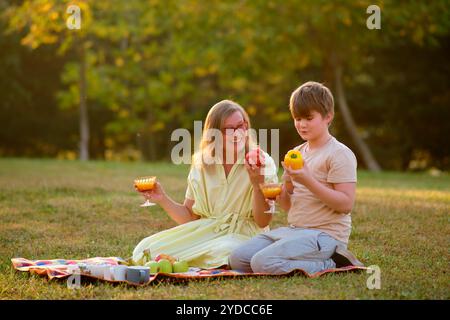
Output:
top-left (289, 81), bottom-right (334, 119)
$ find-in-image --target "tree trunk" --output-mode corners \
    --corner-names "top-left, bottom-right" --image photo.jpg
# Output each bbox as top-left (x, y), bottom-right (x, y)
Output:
top-left (79, 42), bottom-right (89, 161)
top-left (334, 64), bottom-right (381, 172)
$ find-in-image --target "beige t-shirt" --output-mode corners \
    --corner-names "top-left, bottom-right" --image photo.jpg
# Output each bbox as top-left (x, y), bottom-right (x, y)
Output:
top-left (287, 136), bottom-right (357, 244)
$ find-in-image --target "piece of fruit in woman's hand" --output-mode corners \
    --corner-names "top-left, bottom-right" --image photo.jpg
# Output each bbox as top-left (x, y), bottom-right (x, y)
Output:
top-left (245, 147), bottom-right (265, 167)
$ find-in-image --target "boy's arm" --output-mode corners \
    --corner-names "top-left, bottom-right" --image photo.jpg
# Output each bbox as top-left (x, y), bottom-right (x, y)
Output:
top-left (278, 171), bottom-right (294, 212)
top-left (302, 179), bottom-right (356, 213)
top-left (283, 162), bottom-right (356, 213)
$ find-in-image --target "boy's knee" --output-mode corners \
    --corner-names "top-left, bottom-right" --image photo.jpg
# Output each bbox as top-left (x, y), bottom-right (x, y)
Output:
top-left (228, 250), bottom-right (240, 269)
top-left (228, 247), bottom-right (250, 271)
top-left (250, 252), bottom-right (274, 273)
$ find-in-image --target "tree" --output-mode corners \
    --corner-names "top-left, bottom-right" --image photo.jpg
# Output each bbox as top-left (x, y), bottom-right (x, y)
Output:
top-left (5, 0), bottom-right (94, 160)
top-left (3, 0), bottom-right (449, 169)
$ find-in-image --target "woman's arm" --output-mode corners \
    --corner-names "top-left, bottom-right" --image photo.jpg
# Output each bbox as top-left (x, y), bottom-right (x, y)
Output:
top-left (251, 182), bottom-right (273, 228)
top-left (141, 182), bottom-right (200, 224)
top-left (158, 197), bottom-right (200, 225)
top-left (244, 162), bottom-right (272, 228)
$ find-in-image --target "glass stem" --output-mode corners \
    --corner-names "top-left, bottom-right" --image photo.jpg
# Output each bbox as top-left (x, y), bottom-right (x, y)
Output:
top-left (269, 199), bottom-right (275, 214)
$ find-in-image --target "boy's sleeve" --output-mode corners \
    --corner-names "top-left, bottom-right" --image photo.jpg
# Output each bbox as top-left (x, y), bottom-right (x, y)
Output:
top-left (327, 148), bottom-right (357, 183)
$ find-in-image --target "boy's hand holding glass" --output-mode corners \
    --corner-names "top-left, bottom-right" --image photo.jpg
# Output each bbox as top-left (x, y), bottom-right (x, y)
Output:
top-left (281, 172), bottom-right (294, 195)
top-left (259, 182), bottom-right (283, 214)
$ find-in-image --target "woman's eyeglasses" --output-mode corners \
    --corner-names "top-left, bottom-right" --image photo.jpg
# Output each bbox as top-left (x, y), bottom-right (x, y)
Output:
top-left (222, 123), bottom-right (247, 136)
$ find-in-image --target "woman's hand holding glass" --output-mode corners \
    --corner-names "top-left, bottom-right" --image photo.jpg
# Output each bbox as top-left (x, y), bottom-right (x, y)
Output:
top-left (134, 176), bottom-right (166, 207)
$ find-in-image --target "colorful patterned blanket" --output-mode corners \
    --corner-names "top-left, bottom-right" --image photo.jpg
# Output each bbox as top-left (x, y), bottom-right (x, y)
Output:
top-left (11, 257), bottom-right (367, 286)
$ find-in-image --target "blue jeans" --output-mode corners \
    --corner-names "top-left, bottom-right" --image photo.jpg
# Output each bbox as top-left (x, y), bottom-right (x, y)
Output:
top-left (229, 226), bottom-right (346, 274)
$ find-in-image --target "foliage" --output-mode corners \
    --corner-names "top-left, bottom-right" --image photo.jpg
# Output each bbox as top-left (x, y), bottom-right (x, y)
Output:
top-left (1, 0), bottom-right (449, 169)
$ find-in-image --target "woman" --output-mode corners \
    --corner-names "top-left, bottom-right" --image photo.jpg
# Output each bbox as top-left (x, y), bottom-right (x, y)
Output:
top-left (132, 100), bottom-right (278, 269)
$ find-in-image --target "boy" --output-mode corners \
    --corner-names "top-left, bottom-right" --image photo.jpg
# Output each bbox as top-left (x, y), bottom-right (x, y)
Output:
top-left (229, 81), bottom-right (363, 274)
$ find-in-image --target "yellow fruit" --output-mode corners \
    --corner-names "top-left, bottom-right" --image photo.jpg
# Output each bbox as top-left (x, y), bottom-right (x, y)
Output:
top-left (142, 249), bottom-right (151, 264)
top-left (284, 150), bottom-right (304, 170)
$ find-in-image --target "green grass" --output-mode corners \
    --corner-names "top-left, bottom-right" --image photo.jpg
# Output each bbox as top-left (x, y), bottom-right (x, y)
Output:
top-left (0, 158), bottom-right (449, 299)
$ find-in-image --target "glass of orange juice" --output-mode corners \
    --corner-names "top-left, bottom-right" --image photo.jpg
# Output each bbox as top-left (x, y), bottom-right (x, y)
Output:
top-left (259, 182), bottom-right (282, 214)
top-left (134, 176), bottom-right (157, 207)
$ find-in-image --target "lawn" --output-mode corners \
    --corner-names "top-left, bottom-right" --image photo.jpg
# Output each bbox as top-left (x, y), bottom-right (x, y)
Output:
top-left (0, 158), bottom-right (448, 299)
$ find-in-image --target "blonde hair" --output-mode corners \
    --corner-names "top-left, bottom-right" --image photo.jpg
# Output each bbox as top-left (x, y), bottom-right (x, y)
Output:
top-left (193, 100), bottom-right (256, 167)
top-left (289, 81), bottom-right (334, 119)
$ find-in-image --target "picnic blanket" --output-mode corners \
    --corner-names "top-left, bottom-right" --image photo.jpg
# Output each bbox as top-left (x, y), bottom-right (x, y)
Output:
top-left (11, 257), bottom-right (367, 286)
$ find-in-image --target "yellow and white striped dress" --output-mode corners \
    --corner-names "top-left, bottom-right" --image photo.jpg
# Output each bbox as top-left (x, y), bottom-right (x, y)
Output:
top-left (132, 152), bottom-right (278, 269)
